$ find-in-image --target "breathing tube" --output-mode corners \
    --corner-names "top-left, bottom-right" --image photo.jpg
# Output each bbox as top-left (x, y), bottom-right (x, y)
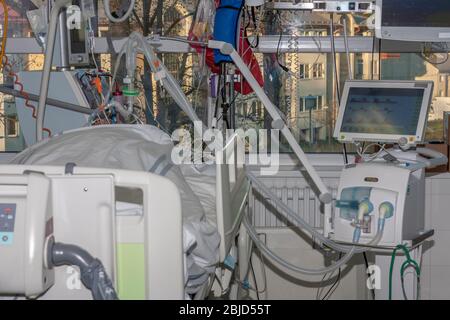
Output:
top-left (105, 32), bottom-right (207, 135)
top-left (244, 171), bottom-right (385, 275)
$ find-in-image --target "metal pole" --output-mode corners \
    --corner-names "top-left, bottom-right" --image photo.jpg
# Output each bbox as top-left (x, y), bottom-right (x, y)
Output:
top-left (309, 107), bottom-right (313, 144)
top-left (36, 0), bottom-right (72, 142)
top-left (342, 15), bottom-right (353, 80)
top-left (0, 85), bottom-right (92, 115)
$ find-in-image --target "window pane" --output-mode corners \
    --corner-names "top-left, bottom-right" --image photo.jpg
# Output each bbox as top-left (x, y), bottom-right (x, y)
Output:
top-left (8, 3), bottom-right (445, 157)
top-left (3, 1), bottom-right (34, 37)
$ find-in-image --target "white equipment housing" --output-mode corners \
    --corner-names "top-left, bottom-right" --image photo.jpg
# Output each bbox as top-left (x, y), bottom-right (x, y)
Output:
top-left (0, 133), bottom-right (249, 299)
top-left (0, 172), bottom-right (54, 298)
top-left (0, 165), bottom-right (181, 299)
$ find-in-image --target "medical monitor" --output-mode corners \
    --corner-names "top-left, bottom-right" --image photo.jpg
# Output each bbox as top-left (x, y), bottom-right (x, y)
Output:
top-left (334, 80), bottom-right (433, 145)
top-left (375, 0), bottom-right (450, 42)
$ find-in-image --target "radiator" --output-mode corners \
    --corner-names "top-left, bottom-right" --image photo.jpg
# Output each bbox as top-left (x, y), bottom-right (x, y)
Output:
top-left (249, 174), bottom-right (340, 230)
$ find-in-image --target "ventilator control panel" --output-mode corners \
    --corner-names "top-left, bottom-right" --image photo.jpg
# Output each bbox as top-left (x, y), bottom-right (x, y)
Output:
top-left (0, 203), bottom-right (16, 246)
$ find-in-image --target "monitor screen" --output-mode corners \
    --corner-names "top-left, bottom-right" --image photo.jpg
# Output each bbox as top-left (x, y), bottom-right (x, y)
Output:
top-left (70, 27), bottom-right (87, 54)
top-left (340, 87), bottom-right (425, 136)
top-left (382, 0), bottom-right (450, 28)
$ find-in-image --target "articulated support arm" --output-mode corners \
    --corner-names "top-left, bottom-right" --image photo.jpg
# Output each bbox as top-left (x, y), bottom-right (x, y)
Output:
top-left (208, 40), bottom-right (332, 204)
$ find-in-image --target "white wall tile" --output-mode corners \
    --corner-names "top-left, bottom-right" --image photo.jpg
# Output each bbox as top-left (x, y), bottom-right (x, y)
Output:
top-left (426, 179), bottom-right (433, 195)
top-left (420, 265), bottom-right (431, 300)
top-left (431, 179), bottom-right (450, 194)
top-left (430, 195), bottom-right (450, 230)
top-left (421, 240), bottom-right (433, 267)
top-left (430, 230), bottom-right (450, 266)
top-left (429, 266), bottom-right (450, 299)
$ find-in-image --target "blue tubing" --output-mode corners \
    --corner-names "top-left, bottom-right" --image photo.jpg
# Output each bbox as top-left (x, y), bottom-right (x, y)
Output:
top-left (213, 0), bottom-right (244, 64)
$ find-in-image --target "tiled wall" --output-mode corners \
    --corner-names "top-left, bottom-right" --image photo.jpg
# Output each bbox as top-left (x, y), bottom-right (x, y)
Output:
top-left (422, 173), bottom-right (450, 299)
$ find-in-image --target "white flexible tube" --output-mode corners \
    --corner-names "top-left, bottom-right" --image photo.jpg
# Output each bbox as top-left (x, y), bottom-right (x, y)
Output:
top-left (36, 0), bottom-right (72, 142)
top-left (103, 0), bottom-right (135, 23)
top-left (247, 171), bottom-right (351, 252)
top-left (105, 32), bottom-right (208, 136)
top-left (243, 216), bottom-right (357, 275)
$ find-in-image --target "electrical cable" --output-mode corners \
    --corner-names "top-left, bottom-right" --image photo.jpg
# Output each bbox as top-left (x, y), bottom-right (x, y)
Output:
top-left (250, 7), bottom-right (259, 48)
top-left (316, 270), bottom-right (335, 300)
top-left (357, 143), bottom-right (387, 162)
top-left (363, 252), bottom-right (376, 300)
top-left (257, 246), bottom-right (268, 300)
top-left (249, 255), bottom-right (260, 300)
top-left (87, 19), bottom-right (99, 71)
top-left (275, 13), bottom-right (289, 73)
top-left (322, 253), bottom-right (342, 300)
top-left (378, 38), bottom-right (382, 78)
top-left (0, 0), bottom-right (8, 69)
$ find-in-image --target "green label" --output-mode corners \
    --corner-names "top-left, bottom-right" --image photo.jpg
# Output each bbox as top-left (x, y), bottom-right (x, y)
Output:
top-left (116, 243), bottom-right (146, 300)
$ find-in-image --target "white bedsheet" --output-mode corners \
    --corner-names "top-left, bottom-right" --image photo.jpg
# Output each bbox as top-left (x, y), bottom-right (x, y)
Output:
top-left (11, 124), bottom-right (221, 295)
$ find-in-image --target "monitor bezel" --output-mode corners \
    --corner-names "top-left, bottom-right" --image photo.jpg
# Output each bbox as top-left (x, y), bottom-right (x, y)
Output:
top-left (333, 80), bottom-right (434, 145)
top-left (375, 0), bottom-right (450, 42)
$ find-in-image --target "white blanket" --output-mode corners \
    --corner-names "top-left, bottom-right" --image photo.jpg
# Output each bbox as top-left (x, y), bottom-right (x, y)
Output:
top-left (11, 124), bottom-right (221, 295)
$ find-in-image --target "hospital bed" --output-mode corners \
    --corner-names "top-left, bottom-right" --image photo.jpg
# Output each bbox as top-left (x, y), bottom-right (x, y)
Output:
top-left (0, 125), bottom-right (250, 300)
